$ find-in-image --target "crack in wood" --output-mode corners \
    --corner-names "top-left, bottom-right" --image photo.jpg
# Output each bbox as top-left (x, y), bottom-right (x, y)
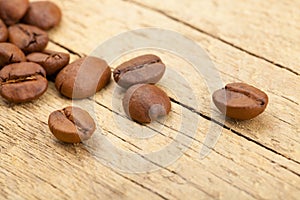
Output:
top-left (104, 129), bottom-right (143, 151)
top-left (113, 171), bottom-right (170, 200)
top-left (280, 95), bottom-right (299, 105)
top-left (125, 0), bottom-right (300, 77)
top-left (259, 154), bottom-right (300, 179)
top-left (49, 39), bottom-right (84, 58)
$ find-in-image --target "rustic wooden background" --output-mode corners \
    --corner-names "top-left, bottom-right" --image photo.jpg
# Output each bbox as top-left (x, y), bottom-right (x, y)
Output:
top-left (1, 0), bottom-right (299, 199)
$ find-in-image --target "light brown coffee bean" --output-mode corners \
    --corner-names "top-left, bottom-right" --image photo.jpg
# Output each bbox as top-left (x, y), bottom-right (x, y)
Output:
top-left (8, 24), bottom-right (49, 54)
top-left (0, 0), bottom-right (29, 25)
top-left (0, 19), bottom-right (8, 42)
top-left (22, 1), bottom-right (62, 30)
top-left (113, 54), bottom-right (165, 88)
top-left (0, 62), bottom-right (48, 103)
top-left (26, 50), bottom-right (70, 76)
top-left (123, 84), bottom-right (171, 123)
top-left (0, 43), bottom-right (26, 69)
top-left (48, 106), bottom-right (96, 143)
top-left (212, 83), bottom-right (268, 120)
top-left (55, 56), bottom-right (111, 99)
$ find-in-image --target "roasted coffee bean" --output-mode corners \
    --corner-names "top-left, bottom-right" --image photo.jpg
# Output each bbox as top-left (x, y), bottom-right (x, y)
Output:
top-left (22, 1), bottom-right (62, 30)
top-left (123, 84), bottom-right (171, 123)
top-left (0, 43), bottom-right (26, 69)
top-left (48, 106), bottom-right (96, 143)
top-left (27, 50), bottom-right (70, 76)
top-left (55, 56), bottom-right (111, 99)
top-left (0, 62), bottom-right (48, 103)
top-left (8, 24), bottom-right (49, 54)
top-left (0, 0), bottom-right (29, 25)
top-left (212, 83), bottom-right (268, 120)
top-left (113, 54), bottom-right (165, 88)
top-left (0, 19), bottom-right (8, 42)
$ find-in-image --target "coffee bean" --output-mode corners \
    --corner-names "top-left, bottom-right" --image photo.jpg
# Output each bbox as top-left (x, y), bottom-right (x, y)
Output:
top-left (8, 24), bottom-right (49, 54)
top-left (212, 83), bottom-right (268, 120)
top-left (55, 56), bottom-right (111, 99)
top-left (0, 19), bottom-right (8, 42)
top-left (48, 106), bottom-right (96, 143)
top-left (0, 0), bottom-right (29, 25)
top-left (27, 50), bottom-right (70, 76)
top-left (22, 1), bottom-right (62, 30)
top-left (0, 43), bottom-right (26, 69)
top-left (123, 84), bottom-right (171, 123)
top-left (113, 54), bottom-right (166, 88)
top-left (0, 62), bottom-right (48, 103)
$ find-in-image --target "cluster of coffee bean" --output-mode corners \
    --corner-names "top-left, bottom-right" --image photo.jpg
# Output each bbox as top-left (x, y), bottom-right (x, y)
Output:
top-left (48, 54), bottom-right (171, 143)
top-left (0, 0), bottom-right (64, 103)
top-left (0, 0), bottom-right (269, 144)
top-left (47, 54), bottom-right (270, 144)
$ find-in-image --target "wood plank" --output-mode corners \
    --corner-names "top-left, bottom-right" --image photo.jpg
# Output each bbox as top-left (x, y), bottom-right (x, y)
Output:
top-left (1, 79), bottom-right (299, 199)
top-left (1, 0), bottom-right (299, 199)
top-left (48, 0), bottom-right (300, 162)
top-left (130, 0), bottom-right (300, 75)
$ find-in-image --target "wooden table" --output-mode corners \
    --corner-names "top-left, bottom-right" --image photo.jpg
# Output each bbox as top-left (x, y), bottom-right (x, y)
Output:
top-left (1, 0), bottom-right (299, 199)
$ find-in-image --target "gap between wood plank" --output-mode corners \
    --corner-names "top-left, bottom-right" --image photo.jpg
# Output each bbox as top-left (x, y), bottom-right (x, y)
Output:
top-left (112, 170), bottom-right (170, 200)
top-left (47, 40), bottom-right (300, 170)
top-left (49, 39), bottom-right (85, 58)
top-left (125, 0), bottom-right (300, 77)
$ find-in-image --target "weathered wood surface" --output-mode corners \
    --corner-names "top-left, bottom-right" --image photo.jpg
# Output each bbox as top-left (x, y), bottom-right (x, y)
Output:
top-left (1, 0), bottom-right (299, 199)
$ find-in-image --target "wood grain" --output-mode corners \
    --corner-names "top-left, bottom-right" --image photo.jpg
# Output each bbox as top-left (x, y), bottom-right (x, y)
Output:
top-left (47, 0), bottom-right (299, 162)
top-left (0, 0), bottom-right (299, 199)
top-left (130, 0), bottom-right (300, 75)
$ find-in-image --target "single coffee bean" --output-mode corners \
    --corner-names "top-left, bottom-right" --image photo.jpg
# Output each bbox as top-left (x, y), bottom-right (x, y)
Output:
top-left (212, 83), bottom-right (268, 120)
top-left (8, 24), bottom-right (49, 54)
top-left (0, 0), bottom-right (29, 25)
top-left (0, 19), bottom-right (8, 42)
top-left (123, 84), bottom-right (171, 123)
top-left (113, 54), bottom-right (166, 88)
top-left (22, 1), bottom-right (62, 30)
top-left (48, 106), bottom-right (96, 143)
top-left (0, 62), bottom-right (48, 103)
top-left (0, 43), bottom-right (26, 69)
top-left (55, 56), bottom-right (111, 99)
top-left (27, 50), bottom-right (70, 76)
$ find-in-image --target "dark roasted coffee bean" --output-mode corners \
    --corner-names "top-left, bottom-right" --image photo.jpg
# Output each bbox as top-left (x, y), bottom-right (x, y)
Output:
top-left (123, 84), bottom-right (171, 123)
top-left (212, 83), bottom-right (268, 120)
top-left (27, 50), bottom-right (70, 76)
top-left (0, 43), bottom-right (26, 69)
top-left (22, 1), bottom-right (62, 30)
top-left (0, 19), bottom-right (8, 42)
top-left (113, 54), bottom-right (165, 88)
top-left (0, 0), bottom-right (29, 25)
top-left (8, 24), bottom-right (49, 54)
top-left (55, 56), bottom-right (111, 99)
top-left (0, 62), bottom-right (48, 103)
top-left (48, 106), bottom-right (96, 143)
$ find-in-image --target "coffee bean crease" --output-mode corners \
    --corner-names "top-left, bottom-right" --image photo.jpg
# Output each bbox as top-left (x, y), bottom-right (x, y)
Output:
top-left (114, 59), bottom-right (161, 82)
top-left (225, 84), bottom-right (266, 106)
top-left (61, 108), bottom-right (91, 135)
